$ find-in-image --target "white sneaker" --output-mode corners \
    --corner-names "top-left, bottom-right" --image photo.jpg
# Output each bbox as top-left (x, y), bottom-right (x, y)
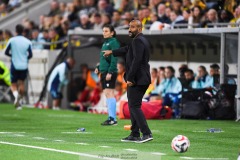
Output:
top-left (52, 106), bottom-right (60, 110)
top-left (16, 106), bottom-right (22, 110)
top-left (14, 95), bottom-right (21, 108)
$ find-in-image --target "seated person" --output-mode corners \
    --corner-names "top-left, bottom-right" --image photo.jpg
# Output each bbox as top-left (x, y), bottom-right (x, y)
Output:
top-left (193, 65), bottom-right (213, 89)
top-left (182, 69), bottom-right (195, 91)
top-left (209, 63), bottom-right (220, 89)
top-left (161, 66), bottom-right (182, 117)
top-left (73, 64), bottom-right (100, 111)
top-left (116, 61), bottom-right (127, 94)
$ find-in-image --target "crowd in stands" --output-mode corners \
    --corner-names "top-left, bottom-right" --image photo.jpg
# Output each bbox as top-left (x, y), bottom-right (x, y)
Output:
top-left (0, 0), bottom-right (32, 18)
top-left (1, 0), bottom-right (240, 50)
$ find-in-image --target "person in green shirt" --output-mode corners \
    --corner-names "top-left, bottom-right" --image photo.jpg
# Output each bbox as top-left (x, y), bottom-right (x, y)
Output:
top-left (95, 24), bottom-right (120, 125)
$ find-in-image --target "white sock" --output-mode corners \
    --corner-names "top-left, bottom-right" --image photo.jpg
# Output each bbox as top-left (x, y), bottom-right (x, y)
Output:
top-left (13, 91), bottom-right (18, 99)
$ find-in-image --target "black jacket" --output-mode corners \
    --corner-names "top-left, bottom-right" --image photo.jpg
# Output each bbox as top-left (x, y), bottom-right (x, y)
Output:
top-left (112, 33), bottom-right (151, 85)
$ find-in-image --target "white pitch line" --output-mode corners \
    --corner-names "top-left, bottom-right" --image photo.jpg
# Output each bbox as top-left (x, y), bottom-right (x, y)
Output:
top-left (54, 140), bottom-right (65, 142)
top-left (13, 134), bottom-right (25, 137)
top-left (180, 157), bottom-right (229, 160)
top-left (151, 152), bottom-right (166, 156)
top-left (99, 146), bottom-right (111, 148)
top-left (0, 141), bottom-right (121, 160)
top-left (75, 143), bottom-right (89, 145)
top-left (33, 137), bottom-right (46, 140)
top-left (61, 132), bottom-right (92, 134)
top-left (192, 131), bottom-right (224, 133)
top-left (124, 149), bottom-right (138, 152)
top-left (0, 132), bottom-right (25, 134)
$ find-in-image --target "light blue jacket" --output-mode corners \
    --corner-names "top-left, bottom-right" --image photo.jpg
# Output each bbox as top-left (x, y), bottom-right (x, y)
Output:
top-left (47, 62), bottom-right (69, 92)
top-left (160, 77), bottom-right (182, 97)
top-left (192, 74), bottom-right (213, 89)
top-left (5, 35), bottom-right (32, 70)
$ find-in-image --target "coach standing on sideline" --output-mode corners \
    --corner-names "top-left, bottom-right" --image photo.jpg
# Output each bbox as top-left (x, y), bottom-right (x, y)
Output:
top-left (5, 24), bottom-right (33, 110)
top-left (103, 20), bottom-right (153, 143)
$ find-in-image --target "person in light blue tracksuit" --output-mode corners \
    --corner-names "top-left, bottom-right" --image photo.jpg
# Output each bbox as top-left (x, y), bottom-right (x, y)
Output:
top-left (47, 58), bottom-right (75, 110)
top-left (161, 66), bottom-right (182, 118)
top-left (192, 65), bottom-right (213, 89)
top-left (5, 24), bottom-right (32, 110)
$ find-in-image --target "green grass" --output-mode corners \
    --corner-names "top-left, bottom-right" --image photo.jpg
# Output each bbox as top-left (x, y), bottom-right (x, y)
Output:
top-left (0, 103), bottom-right (239, 160)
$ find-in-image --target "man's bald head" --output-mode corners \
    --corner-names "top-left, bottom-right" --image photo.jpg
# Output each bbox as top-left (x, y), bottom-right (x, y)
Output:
top-left (131, 19), bottom-right (142, 29)
top-left (128, 19), bottom-right (142, 38)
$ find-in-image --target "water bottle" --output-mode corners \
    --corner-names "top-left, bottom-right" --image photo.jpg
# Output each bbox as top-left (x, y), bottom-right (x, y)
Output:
top-left (77, 128), bottom-right (85, 132)
top-left (207, 128), bottom-right (222, 133)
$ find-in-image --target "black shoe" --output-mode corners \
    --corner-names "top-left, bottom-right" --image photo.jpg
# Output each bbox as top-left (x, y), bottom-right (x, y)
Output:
top-left (135, 134), bottom-right (153, 143)
top-left (101, 119), bottom-right (117, 126)
top-left (121, 135), bottom-right (141, 142)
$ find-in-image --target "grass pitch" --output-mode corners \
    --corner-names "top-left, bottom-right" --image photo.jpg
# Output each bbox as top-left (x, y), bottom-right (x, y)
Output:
top-left (0, 103), bottom-right (239, 160)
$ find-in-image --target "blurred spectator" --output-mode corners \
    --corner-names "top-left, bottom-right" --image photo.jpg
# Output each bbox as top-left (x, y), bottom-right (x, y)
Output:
top-left (101, 13), bottom-right (111, 26)
top-left (178, 64), bottom-right (188, 79)
top-left (47, 27), bottom-right (63, 50)
top-left (182, 0), bottom-right (192, 10)
top-left (209, 63), bottom-right (220, 88)
top-left (142, 7), bottom-right (152, 29)
top-left (48, 0), bottom-right (61, 16)
top-left (161, 66), bottom-right (182, 118)
top-left (172, 0), bottom-right (182, 13)
top-left (111, 10), bottom-right (122, 28)
top-left (169, 10), bottom-right (184, 28)
top-left (182, 68), bottom-right (195, 90)
top-left (118, 0), bottom-right (134, 13)
top-left (218, 10), bottom-right (233, 23)
top-left (229, 5), bottom-right (240, 27)
top-left (8, 0), bottom-right (21, 11)
top-left (149, 13), bottom-right (164, 30)
top-left (175, 9), bottom-right (191, 28)
top-left (53, 15), bottom-right (64, 37)
top-left (66, 2), bottom-right (79, 24)
top-left (193, 65), bottom-right (213, 89)
top-left (201, 8), bottom-right (218, 28)
top-left (73, 63), bottom-right (100, 111)
top-left (59, 2), bottom-right (67, 17)
top-left (79, 0), bottom-right (97, 16)
top-left (146, 68), bottom-right (159, 95)
top-left (149, 0), bottom-right (162, 13)
top-left (31, 29), bottom-right (46, 50)
top-left (3, 30), bottom-right (12, 48)
top-left (0, 3), bottom-right (7, 18)
top-left (98, 0), bottom-right (114, 16)
top-left (74, 14), bottom-right (93, 30)
top-left (157, 3), bottom-right (171, 24)
top-left (192, 0), bottom-right (206, 10)
top-left (92, 13), bottom-right (103, 29)
top-left (189, 6), bottom-right (203, 28)
top-left (116, 61), bottom-right (127, 93)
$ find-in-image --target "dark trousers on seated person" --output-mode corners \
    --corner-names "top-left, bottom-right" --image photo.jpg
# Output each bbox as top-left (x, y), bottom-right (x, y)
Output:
top-left (127, 85), bottom-right (152, 137)
top-left (163, 93), bottom-right (181, 116)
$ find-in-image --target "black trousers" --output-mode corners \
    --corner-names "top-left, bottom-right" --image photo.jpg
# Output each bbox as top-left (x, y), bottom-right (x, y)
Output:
top-left (127, 85), bottom-right (152, 137)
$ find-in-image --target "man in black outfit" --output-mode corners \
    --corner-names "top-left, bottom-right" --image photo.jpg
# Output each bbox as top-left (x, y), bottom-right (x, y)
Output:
top-left (103, 20), bottom-right (153, 143)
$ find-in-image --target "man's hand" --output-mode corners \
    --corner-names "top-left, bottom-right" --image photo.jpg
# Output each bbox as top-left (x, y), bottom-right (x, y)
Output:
top-left (94, 68), bottom-right (99, 74)
top-left (127, 81), bottom-right (134, 87)
top-left (103, 50), bottom-right (112, 57)
top-left (106, 73), bottom-right (112, 81)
